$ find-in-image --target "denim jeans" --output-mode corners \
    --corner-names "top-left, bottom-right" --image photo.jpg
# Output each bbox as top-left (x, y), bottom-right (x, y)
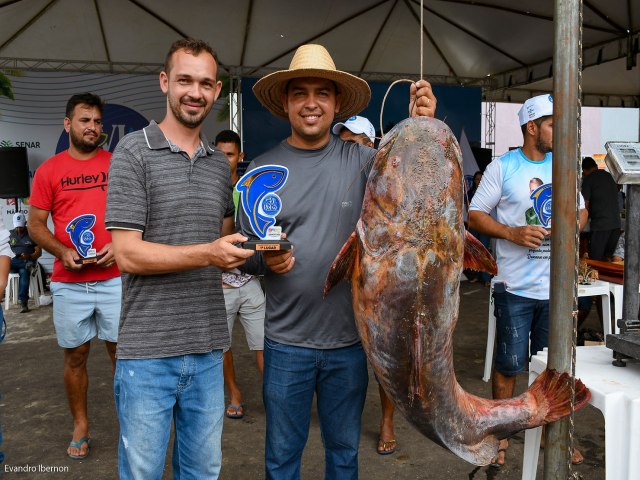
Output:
top-left (263, 338), bottom-right (368, 480)
top-left (114, 351), bottom-right (224, 480)
top-left (9, 257), bottom-right (33, 302)
top-left (493, 289), bottom-right (549, 375)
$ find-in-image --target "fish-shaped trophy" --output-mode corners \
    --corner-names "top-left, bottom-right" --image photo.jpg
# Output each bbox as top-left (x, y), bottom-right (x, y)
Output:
top-left (236, 164), bottom-right (292, 251)
top-left (66, 214), bottom-right (104, 264)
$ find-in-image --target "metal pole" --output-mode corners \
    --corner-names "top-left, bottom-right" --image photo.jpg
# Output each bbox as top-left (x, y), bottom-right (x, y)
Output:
top-left (544, 0), bottom-right (582, 478)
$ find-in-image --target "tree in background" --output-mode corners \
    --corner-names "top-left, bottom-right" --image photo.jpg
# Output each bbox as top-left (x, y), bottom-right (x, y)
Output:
top-left (0, 70), bottom-right (14, 100)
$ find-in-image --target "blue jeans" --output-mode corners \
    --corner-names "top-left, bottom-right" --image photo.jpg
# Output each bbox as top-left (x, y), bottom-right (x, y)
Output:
top-left (9, 257), bottom-right (33, 302)
top-left (493, 289), bottom-right (549, 376)
top-left (263, 338), bottom-right (368, 480)
top-left (114, 351), bottom-right (224, 480)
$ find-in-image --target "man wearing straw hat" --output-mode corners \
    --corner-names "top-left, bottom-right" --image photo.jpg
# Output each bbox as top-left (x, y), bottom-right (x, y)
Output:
top-left (241, 44), bottom-right (436, 479)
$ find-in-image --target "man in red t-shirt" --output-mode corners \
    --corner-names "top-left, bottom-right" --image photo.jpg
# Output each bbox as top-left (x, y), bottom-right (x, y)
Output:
top-left (29, 93), bottom-right (121, 461)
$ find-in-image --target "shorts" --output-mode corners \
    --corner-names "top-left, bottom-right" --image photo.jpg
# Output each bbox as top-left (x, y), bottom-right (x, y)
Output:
top-left (493, 286), bottom-right (549, 376)
top-left (223, 277), bottom-right (265, 351)
top-left (50, 277), bottom-right (121, 348)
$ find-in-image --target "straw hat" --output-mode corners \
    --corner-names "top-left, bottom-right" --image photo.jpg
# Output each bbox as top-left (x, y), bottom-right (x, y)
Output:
top-left (253, 44), bottom-right (371, 121)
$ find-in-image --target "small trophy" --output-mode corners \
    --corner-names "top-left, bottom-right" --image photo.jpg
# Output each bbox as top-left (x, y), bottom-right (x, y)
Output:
top-left (236, 164), bottom-right (292, 251)
top-left (66, 214), bottom-right (104, 264)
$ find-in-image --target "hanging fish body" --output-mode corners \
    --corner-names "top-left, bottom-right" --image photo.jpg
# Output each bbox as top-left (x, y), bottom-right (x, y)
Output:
top-left (324, 116), bottom-right (590, 465)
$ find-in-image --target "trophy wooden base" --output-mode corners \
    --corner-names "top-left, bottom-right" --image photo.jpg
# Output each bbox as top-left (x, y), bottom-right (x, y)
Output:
top-left (74, 254), bottom-right (104, 265)
top-left (242, 240), bottom-right (292, 251)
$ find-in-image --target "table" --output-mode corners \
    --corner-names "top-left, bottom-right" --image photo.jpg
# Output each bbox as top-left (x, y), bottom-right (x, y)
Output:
top-left (521, 346), bottom-right (640, 480)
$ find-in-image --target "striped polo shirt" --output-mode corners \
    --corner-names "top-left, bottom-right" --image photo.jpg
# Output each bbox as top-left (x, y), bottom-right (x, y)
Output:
top-left (105, 121), bottom-right (234, 359)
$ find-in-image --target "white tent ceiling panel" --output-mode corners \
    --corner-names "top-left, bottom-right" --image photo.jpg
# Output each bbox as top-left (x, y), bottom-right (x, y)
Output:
top-left (0, 0), bottom-right (637, 105)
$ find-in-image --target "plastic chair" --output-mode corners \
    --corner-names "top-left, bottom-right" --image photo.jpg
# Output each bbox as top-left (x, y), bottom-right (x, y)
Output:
top-left (3, 265), bottom-right (44, 311)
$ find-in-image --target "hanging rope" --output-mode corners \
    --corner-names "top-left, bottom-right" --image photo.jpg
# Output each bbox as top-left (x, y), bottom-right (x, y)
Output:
top-left (379, 0), bottom-right (425, 136)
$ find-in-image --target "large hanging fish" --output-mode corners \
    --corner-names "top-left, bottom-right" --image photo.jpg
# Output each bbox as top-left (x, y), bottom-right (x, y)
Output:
top-left (324, 116), bottom-right (590, 466)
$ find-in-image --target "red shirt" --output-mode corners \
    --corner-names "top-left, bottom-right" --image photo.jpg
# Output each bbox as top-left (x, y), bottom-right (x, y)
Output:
top-left (29, 149), bottom-right (120, 282)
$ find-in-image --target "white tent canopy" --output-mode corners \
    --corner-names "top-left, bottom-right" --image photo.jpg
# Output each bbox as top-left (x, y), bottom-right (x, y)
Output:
top-left (0, 0), bottom-right (638, 107)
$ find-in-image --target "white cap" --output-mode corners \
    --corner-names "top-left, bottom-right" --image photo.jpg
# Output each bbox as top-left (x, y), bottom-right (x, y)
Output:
top-left (518, 94), bottom-right (553, 126)
top-left (332, 115), bottom-right (375, 143)
top-left (13, 212), bottom-right (26, 228)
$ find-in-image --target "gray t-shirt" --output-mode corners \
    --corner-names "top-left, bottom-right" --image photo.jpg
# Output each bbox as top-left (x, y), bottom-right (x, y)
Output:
top-left (105, 121), bottom-right (234, 359)
top-left (239, 136), bottom-right (375, 349)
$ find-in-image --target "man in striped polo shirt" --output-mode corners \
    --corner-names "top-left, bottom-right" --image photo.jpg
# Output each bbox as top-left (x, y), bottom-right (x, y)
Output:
top-left (106, 39), bottom-right (254, 479)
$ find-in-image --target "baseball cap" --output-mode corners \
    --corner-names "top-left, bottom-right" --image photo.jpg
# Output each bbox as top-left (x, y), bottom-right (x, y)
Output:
top-left (13, 212), bottom-right (26, 228)
top-left (518, 94), bottom-right (553, 126)
top-left (332, 116), bottom-right (376, 143)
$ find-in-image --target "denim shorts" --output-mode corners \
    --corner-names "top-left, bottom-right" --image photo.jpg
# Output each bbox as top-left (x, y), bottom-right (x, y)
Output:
top-left (223, 278), bottom-right (265, 351)
top-left (493, 287), bottom-right (549, 376)
top-left (50, 277), bottom-right (121, 348)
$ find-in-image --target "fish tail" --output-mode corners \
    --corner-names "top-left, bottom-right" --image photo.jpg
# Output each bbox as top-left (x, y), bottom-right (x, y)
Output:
top-left (526, 368), bottom-right (591, 425)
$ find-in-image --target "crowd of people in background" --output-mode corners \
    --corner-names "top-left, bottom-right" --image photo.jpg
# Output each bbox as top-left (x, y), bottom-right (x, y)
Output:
top-left (0, 35), bottom-right (628, 479)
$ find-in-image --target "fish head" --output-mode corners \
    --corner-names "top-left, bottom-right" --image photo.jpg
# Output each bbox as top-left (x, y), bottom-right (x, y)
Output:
top-left (360, 117), bottom-right (464, 253)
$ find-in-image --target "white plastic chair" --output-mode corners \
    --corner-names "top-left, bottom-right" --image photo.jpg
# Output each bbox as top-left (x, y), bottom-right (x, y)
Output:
top-left (4, 265), bottom-right (44, 310)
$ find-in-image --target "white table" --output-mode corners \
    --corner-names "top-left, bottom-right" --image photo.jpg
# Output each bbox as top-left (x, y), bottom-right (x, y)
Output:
top-left (522, 346), bottom-right (640, 480)
top-left (608, 282), bottom-right (640, 332)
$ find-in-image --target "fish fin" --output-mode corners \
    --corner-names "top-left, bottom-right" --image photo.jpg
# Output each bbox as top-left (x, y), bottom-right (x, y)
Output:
top-left (464, 230), bottom-right (498, 275)
top-left (526, 368), bottom-right (591, 425)
top-left (324, 231), bottom-right (359, 297)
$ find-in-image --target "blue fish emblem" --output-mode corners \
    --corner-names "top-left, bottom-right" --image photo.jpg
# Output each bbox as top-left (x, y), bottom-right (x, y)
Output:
top-left (530, 184), bottom-right (552, 228)
top-left (236, 165), bottom-right (289, 239)
top-left (66, 214), bottom-right (97, 257)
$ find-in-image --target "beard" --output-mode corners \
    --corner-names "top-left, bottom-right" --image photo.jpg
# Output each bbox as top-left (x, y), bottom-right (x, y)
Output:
top-left (168, 94), bottom-right (212, 129)
top-left (70, 128), bottom-right (100, 153)
top-left (535, 136), bottom-right (552, 154)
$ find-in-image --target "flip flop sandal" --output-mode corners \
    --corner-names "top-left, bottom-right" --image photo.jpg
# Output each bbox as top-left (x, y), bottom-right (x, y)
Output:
top-left (377, 439), bottom-right (397, 455)
top-left (68, 436), bottom-right (92, 460)
top-left (225, 403), bottom-right (245, 419)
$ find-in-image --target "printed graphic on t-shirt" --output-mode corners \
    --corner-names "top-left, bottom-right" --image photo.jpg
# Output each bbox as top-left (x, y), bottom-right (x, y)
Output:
top-left (524, 178), bottom-right (552, 228)
top-left (66, 214), bottom-right (97, 258)
top-left (59, 171), bottom-right (108, 192)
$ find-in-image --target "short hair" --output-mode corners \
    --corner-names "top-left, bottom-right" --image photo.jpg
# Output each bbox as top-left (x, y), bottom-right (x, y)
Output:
top-left (65, 93), bottom-right (104, 119)
top-left (520, 115), bottom-right (551, 137)
top-left (164, 38), bottom-right (218, 75)
top-left (214, 130), bottom-right (241, 149)
top-left (582, 156), bottom-right (598, 170)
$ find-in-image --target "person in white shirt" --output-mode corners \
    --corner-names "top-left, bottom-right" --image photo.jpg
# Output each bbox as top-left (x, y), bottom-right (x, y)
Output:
top-left (468, 94), bottom-right (587, 467)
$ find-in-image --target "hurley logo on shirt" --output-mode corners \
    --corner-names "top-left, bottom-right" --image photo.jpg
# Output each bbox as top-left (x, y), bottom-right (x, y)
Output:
top-left (60, 171), bottom-right (108, 191)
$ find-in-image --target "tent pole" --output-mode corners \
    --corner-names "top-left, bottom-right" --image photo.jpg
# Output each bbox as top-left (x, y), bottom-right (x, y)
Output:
top-left (544, 1), bottom-right (582, 479)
